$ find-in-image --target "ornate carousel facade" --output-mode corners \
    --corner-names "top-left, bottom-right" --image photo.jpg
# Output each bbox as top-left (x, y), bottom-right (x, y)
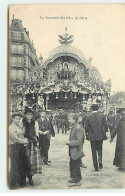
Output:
top-left (9, 28), bottom-right (111, 113)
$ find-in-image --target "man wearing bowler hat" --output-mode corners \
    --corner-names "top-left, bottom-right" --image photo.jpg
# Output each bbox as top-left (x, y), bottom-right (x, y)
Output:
top-left (84, 103), bottom-right (108, 171)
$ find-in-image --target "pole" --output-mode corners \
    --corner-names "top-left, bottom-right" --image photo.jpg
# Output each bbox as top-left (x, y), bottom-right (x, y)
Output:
top-left (46, 95), bottom-right (48, 110)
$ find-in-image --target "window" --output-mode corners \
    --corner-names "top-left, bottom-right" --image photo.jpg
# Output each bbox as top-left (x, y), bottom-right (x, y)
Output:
top-left (10, 69), bottom-right (17, 80)
top-left (11, 57), bottom-right (16, 65)
top-left (18, 45), bottom-right (24, 54)
top-left (10, 57), bottom-right (24, 67)
top-left (11, 44), bottom-right (17, 53)
top-left (17, 57), bottom-right (23, 66)
top-left (11, 44), bottom-right (24, 54)
top-left (17, 70), bottom-right (24, 80)
top-left (13, 32), bottom-right (21, 40)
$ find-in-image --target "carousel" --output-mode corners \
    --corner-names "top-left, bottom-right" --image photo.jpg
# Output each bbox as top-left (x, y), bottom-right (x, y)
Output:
top-left (9, 28), bottom-right (111, 113)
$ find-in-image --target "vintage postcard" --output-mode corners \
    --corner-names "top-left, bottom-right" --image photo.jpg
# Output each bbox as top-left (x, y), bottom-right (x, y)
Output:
top-left (8, 4), bottom-right (125, 190)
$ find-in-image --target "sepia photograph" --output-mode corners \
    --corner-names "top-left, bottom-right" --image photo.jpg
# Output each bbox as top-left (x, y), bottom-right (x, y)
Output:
top-left (8, 4), bottom-right (125, 190)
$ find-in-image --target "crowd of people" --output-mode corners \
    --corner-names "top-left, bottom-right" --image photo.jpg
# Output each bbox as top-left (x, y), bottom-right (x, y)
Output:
top-left (9, 107), bottom-right (55, 189)
top-left (8, 104), bottom-right (125, 189)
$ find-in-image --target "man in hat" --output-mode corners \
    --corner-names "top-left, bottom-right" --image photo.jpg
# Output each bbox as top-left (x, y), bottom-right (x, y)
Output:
top-left (66, 113), bottom-right (84, 187)
top-left (46, 110), bottom-right (55, 138)
top-left (35, 109), bottom-right (51, 166)
top-left (84, 103), bottom-right (108, 171)
top-left (22, 107), bottom-right (38, 186)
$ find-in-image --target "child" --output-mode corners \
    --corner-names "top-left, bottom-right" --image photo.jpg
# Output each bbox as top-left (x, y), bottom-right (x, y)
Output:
top-left (66, 113), bottom-right (84, 187)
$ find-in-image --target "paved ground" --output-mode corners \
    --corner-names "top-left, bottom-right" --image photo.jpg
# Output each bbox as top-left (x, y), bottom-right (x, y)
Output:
top-left (20, 131), bottom-right (125, 190)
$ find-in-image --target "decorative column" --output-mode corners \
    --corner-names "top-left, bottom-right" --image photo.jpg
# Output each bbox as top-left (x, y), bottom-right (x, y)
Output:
top-left (38, 94), bottom-right (45, 109)
top-left (23, 96), bottom-right (27, 107)
top-left (56, 93), bottom-right (58, 99)
top-left (74, 93), bottom-right (77, 99)
top-left (65, 93), bottom-right (68, 99)
top-left (87, 94), bottom-right (92, 110)
top-left (46, 94), bottom-right (49, 110)
top-left (17, 93), bottom-right (20, 110)
top-left (82, 95), bottom-right (86, 110)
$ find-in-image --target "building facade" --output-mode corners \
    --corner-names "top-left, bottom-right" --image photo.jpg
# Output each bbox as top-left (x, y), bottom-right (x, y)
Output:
top-left (9, 17), bottom-right (40, 82)
top-left (9, 17), bottom-right (41, 112)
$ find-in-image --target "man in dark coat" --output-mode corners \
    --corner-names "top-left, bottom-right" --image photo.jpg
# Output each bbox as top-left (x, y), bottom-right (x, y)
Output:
top-left (36, 110), bottom-right (52, 166)
top-left (58, 109), bottom-right (68, 134)
top-left (46, 110), bottom-right (55, 163)
top-left (84, 104), bottom-right (108, 171)
top-left (66, 113), bottom-right (84, 187)
top-left (46, 113), bottom-right (55, 137)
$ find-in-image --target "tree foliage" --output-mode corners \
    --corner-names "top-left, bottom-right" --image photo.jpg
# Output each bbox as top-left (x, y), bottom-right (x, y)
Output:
top-left (110, 91), bottom-right (125, 104)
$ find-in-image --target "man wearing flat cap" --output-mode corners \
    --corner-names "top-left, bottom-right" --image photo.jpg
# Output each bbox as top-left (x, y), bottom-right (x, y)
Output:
top-left (84, 103), bottom-right (108, 171)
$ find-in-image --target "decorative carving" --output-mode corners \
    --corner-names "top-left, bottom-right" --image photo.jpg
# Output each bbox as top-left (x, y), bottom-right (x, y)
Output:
top-left (56, 61), bottom-right (76, 80)
top-left (58, 27), bottom-right (74, 45)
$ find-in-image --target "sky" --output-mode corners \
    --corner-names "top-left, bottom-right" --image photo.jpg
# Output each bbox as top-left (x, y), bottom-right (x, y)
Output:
top-left (9, 4), bottom-right (125, 93)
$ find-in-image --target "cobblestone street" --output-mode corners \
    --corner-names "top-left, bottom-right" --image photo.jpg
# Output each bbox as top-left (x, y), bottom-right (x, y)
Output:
top-left (21, 131), bottom-right (125, 190)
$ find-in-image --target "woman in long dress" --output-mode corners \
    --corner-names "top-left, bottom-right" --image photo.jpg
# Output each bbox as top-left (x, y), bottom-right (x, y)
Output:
top-left (22, 107), bottom-right (42, 186)
top-left (110, 108), bottom-right (125, 170)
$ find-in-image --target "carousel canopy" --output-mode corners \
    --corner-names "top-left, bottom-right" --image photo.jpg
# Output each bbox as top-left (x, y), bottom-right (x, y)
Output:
top-left (43, 44), bottom-right (90, 68)
top-left (43, 28), bottom-right (90, 68)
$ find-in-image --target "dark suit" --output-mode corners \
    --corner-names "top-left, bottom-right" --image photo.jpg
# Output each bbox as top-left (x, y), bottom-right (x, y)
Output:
top-left (57, 113), bottom-right (68, 134)
top-left (84, 112), bottom-right (108, 169)
top-left (68, 122), bottom-right (84, 182)
top-left (37, 118), bottom-right (51, 163)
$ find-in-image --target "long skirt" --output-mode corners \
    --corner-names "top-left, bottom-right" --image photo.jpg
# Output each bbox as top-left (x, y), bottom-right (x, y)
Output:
top-left (113, 137), bottom-right (125, 169)
top-left (9, 144), bottom-right (26, 189)
top-left (30, 143), bottom-right (42, 174)
top-left (25, 142), bottom-right (42, 178)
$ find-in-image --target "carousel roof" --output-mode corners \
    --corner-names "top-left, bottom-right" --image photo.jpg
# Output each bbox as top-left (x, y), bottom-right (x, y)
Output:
top-left (43, 43), bottom-right (90, 67)
top-left (43, 28), bottom-right (90, 67)
top-left (49, 44), bottom-right (84, 60)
